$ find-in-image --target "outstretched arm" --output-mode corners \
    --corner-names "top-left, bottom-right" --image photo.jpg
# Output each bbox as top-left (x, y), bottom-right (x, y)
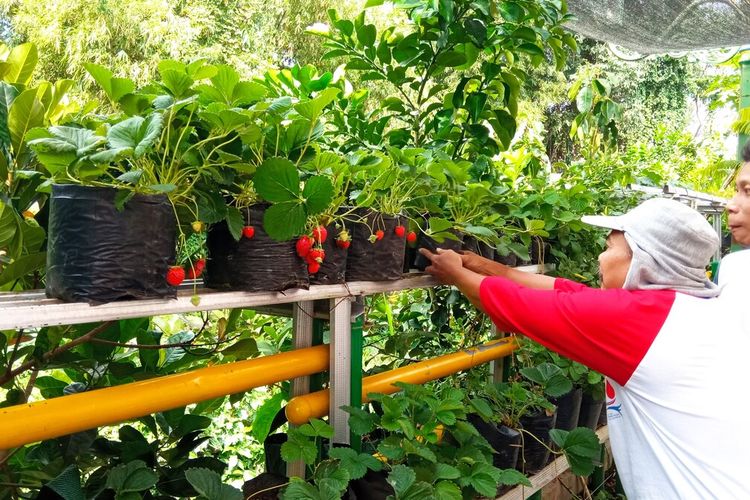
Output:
top-left (419, 248), bottom-right (485, 311)
top-left (460, 250), bottom-right (556, 290)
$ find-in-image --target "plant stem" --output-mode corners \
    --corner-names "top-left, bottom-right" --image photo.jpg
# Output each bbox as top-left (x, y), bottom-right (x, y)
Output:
top-left (0, 322), bottom-right (114, 385)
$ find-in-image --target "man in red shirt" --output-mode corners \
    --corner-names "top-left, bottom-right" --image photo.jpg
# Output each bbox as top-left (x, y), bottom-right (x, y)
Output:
top-left (420, 198), bottom-right (749, 499)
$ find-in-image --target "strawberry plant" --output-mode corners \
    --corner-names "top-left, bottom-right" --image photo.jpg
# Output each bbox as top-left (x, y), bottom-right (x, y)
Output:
top-left (252, 157), bottom-right (334, 241)
top-left (0, 42), bottom-right (81, 290)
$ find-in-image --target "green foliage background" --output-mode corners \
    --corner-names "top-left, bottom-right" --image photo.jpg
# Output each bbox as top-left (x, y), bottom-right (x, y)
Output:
top-left (0, 0), bottom-right (740, 497)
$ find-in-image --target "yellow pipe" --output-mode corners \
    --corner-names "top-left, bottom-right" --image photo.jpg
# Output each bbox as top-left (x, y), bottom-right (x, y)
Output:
top-left (286, 338), bottom-right (517, 425)
top-left (0, 344), bottom-right (330, 449)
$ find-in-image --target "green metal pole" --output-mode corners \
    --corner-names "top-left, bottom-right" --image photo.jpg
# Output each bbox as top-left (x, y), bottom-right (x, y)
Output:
top-left (349, 315), bottom-right (364, 451)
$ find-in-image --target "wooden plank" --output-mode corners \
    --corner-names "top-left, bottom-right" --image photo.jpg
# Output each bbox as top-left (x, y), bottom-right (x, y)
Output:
top-left (497, 425), bottom-right (609, 500)
top-left (0, 265), bottom-right (552, 330)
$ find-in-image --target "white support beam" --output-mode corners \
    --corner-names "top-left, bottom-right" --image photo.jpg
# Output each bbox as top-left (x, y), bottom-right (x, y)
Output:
top-left (287, 301), bottom-right (315, 478)
top-left (329, 296), bottom-right (352, 444)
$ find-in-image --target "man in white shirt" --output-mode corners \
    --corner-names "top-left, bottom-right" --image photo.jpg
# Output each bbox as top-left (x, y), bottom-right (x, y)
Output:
top-left (718, 142), bottom-right (750, 288)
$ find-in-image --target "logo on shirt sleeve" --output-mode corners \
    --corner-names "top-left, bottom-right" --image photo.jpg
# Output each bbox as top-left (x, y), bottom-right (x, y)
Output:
top-left (606, 379), bottom-right (622, 419)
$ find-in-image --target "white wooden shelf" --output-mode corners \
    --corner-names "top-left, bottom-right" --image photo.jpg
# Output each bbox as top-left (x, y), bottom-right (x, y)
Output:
top-left (0, 265), bottom-right (550, 330)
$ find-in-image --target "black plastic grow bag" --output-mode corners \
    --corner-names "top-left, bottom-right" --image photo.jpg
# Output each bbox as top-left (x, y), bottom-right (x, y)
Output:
top-left (345, 210), bottom-right (405, 282)
top-left (468, 414), bottom-right (521, 470)
top-left (45, 184), bottom-right (176, 303)
top-left (462, 235), bottom-right (496, 260)
top-left (550, 387), bottom-right (583, 432)
top-left (518, 409), bottom-right (557, 474)
top-left (413, 231), bottom-right (465, 271)
top-left (310, 221), bottom-right (350, 285)
top-left (205, 204), bottom-right (308, 292)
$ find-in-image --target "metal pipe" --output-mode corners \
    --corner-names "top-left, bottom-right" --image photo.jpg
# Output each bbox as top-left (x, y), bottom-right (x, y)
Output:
top-left (286, 338), bottom-right (518, 425)
top-left (0, 344), bottom-right (330, 449)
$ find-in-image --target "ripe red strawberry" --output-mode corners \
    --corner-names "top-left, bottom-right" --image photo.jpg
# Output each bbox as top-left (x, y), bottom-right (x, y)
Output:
top-left (406, 231), bottom-right (417, 243)
top-left (375, 230), bottom-right (384, 241)
top-left (308, 261), bottom-right (321, 274)
top-left (186, 259), bottom-right (206, 279)
top-left (166, 266), bottom-right (185, 286)
top-left (296, 235), bottom-right (313, 257)
top-left (308, 248), bottom-right (325, 263)
top-left (312, 226), bottom-right (328, 243)
top-left (336, 239), bottom-right (351, 249)
top-left (394, 225), bottom-right (406, 238)
top-left (242, 226), bottom-right (255, 239)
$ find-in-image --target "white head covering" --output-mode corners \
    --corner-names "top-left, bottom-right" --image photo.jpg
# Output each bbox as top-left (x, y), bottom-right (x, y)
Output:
top-left (582, 198), bottom-right (720, 297)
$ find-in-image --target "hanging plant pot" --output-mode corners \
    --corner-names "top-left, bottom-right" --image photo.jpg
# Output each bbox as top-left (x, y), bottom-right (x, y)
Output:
top-left (413, 231), bottom-right (465, 271)
top-left (550, 386), bottom-right (583, 432)
top-left (205, 204), bottom-right (308, 292)
top-left (345, 209), bottom-right (405, 282)
top-left (518, 409), bottom-right (557, 474)
top-left (310, 221), bottom-right (350, 285)
top-left (462, 236), bottom-right (495, 260)
top-left (578, 392), bottom-right (605, 430)
top-left (468, 414), bottom-right (522, 470)
top-left (45, 184), bottom-right (176, 303)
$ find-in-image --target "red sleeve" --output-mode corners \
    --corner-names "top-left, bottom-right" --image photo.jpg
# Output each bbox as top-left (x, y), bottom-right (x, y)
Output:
top-left (479, 276), bottom-right (676, 385)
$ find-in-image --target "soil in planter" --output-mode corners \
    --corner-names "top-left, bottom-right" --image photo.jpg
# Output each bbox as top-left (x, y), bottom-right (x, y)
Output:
top-left (550, 387), bottom-right (583, 432)
top-left (518, 410), bottom-right (557, 474)
top-left (310, 221), bottom-right (349, 285)
top-left (242, 472), bottom-right (287, 500)
top-left (46, 185), bottom-right (176, 303)
top-left (578, 392), bottom-right (605, 430)
top-left (345, 210), bottom-right (405, 282)
top-left (205, 204), bottom-right (308, 292)
top-left (468, 414), bottom-right (521, 470)
top-left (462, 236), bottom-right (496, 260)
top-left (413, 231), bottom-right (465, 271)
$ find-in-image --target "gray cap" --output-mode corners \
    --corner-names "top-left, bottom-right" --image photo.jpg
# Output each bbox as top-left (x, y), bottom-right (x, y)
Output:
top-left (582, 197), bottom-right (720, 297)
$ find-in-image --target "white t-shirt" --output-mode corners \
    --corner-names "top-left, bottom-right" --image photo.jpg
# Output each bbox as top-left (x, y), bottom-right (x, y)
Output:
top-left (480, 276), bottom-right (750, 499)
top-left (718, 249), bottom-right (750, 292)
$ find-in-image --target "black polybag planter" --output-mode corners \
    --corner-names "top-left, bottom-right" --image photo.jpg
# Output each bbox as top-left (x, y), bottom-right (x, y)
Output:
top-left (468, 414), bottom-right (521, 470)
top-left (518, 409), bottom-right (557, 474)
top-left (550, 387), bottom-right (583, 432)
top-left (413, 231), bottom-right (465, 271)
top-left (45, 184), bottom-right (176, 303)
top-left (494, 251), bottom-right (517, 267)
top-left (345, 210), bottom-right (405, 282)
top-left (578, 392), bottom-right (605, 430)
top-left (205, 204), bottom-right (308, 292)
top-left (310, 221), bottom-right (349, 285)
top-left (462, 236), bottom-right (495, 260)
top-left (349, 469), bottom-right (394, 500)
top-left (242, 472), bottom-right (287, 500)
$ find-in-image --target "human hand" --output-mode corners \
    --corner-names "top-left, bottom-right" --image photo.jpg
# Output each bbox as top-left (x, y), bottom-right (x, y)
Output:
top-left (419, 248), bottom-right (465, 285)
